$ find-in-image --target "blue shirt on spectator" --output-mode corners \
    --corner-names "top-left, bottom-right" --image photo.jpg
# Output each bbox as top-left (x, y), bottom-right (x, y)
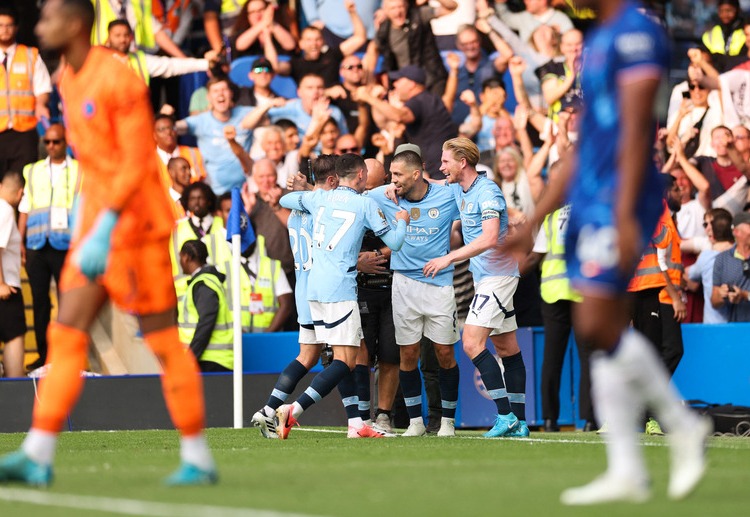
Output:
top-left (184, 106), bottom-right (254, 195)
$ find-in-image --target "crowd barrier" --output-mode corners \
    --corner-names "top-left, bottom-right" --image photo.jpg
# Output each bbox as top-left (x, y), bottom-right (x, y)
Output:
top-left (244, 324), bottom-right (750, 429)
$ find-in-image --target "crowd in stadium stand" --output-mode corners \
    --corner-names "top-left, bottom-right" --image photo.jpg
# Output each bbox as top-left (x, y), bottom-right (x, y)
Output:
top-left (2, 0), bottom-right (750, 429)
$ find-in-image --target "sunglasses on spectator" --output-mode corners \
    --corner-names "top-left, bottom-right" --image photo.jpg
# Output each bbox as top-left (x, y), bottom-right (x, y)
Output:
top-left (43, 139), bottom-right (63, 145)
top-left (341, 64), bottom-right (363, 70)
top-left (252, 67), bottom-right (272, 73)
top-left (688, 83), bottom-right (705, 90)
top-left (338, 147), bottom-right (360, 154)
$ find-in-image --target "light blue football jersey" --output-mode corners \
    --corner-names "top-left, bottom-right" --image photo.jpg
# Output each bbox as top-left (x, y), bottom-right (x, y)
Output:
top-left (368, 183), bottom-right (459, 287)
top-left (450, 173), bottom-right (519, 282)
top-left (287, 208), bottom-right (314, 325)
top-left (281, 187), bottom-right (392, 303)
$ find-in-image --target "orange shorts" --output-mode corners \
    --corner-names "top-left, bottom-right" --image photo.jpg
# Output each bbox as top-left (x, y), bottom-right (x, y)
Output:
top-left (60, 237), bottom-right (176, 315)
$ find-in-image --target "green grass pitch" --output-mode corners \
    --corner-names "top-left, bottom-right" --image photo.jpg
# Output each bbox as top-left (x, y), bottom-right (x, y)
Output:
top-left (0, 427), bottom-right (748, 516)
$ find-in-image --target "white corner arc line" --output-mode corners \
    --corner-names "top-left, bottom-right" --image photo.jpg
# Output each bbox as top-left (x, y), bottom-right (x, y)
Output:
top-left (0, 488), bottom-right (324, 517)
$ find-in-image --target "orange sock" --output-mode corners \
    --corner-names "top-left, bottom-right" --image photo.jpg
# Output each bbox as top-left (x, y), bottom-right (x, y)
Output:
top-left (32, 322), bottom-right (89, 433)
top-left (144, 326), bottom-right (205, 436)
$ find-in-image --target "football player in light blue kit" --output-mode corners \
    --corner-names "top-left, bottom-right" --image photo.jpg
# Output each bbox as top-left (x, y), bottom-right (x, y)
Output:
top-left (513, 0), bottom-right (711, 505)
top-left (368, 150), bottom-right (462, 437)
top-left (424, 137), bottom-right (529, 438)
top-left (250, 156), bottom-right (340, 438)
top-left (275, 154), bottom-right (409, 439)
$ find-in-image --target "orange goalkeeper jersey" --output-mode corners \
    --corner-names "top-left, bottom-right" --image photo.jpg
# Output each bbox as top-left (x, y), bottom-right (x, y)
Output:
top-left (60, 46), bottom-right (175, 248)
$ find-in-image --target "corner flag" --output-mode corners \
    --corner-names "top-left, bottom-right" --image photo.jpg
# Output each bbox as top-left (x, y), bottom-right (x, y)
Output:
top-left (226, 187), bottom-right (256, 253)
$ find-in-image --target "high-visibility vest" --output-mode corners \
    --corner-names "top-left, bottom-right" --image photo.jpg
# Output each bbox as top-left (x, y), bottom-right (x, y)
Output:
top-left (170, 216), bottom-right (225, 302)
top-left (92, 0), bottom-right (156, 49)
top-left (539, 205), bottom-right (582, 304)
top-left (221, 0), bottom-right (243, 17)
top-left (157, 145), bottom-right (207, 188)
top-left (127, 50), bottom-right (150, 85)
top-left (702, 25), bottom-right (746, 56)
top-left (203, 233), bottom-right (280, 332)
top-left (0, 44), bottom-right (39, 132)
top-left (22, 158), bottom-right (81, 251)
top-left (178, 269), bottom-right (234, 370)
top-left (658, 213), bottom-right (683, 304)
top-left (627, 205), bottom-right (673, 293)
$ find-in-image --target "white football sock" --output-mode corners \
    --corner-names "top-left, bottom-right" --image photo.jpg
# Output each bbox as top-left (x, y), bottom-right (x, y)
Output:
top-left (180, 433), bottom-right (214, 471)
top-left (291, 401), bottom-right (304, 419)
top-left (22, 429), bottom-right (57, 465)
top-left (348, 417), bottom-right (364, 429)
top-left (616, 330), bottom-right (697, 432)
top-left (590, 351), bottom-right (647, 483)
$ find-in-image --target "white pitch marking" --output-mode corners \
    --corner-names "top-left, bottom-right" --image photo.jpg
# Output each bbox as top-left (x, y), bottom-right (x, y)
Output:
top-left (0, 488), bottom-right (324, 517)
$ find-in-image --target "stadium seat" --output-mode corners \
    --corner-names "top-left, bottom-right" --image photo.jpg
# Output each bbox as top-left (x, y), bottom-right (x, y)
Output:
top-left (229, 55), bottom-right (299, 99)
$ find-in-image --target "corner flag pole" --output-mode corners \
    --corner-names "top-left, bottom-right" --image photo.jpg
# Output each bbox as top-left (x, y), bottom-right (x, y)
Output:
top-left (231, 233), bottom-right (243, 429)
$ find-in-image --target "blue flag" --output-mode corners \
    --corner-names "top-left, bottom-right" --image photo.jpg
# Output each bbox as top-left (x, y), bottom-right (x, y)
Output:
top-left (226, 187), bottom-right (256, 253)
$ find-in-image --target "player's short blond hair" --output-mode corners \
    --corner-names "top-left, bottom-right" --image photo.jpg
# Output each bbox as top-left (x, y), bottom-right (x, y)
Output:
top-left (442, 137), bottom-right (480, 167)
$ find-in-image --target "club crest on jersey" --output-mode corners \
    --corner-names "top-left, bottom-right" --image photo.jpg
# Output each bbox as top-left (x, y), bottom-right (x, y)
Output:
top-left (428, 208), bottom-right (439, 219)
top-left (466, 203), bottom-right (474, 212)
top-left (410, 208), bottom-right (420, 220)
top-left (82, 100), bottom-right (96, 119)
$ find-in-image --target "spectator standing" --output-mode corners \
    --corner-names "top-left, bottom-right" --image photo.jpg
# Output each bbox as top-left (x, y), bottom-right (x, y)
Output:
top-left (175, 76), bottom-right (265, 195)
top-left (154, 114), bottom-right (206, 186)
top-left (366, 0), bottom-right (456, 96)
top-left (91, 0), bottom-right (186, 57)
top-left (0, 170), bottom-right (26, 378)
top-left (0, 7), bottom-right (51, 177)
top-left (666, 80), bottom-right (723, 159)
top-left (711, 210), bottom-right (750, 321)
top-left (230, 0), bottom-right (297, 58)
top-left (493, 0), bottom-right (574, 43)
top-left (277, 1), bottom-right (366, 88)
top-left (686, 208), bottom-right (735, 323)
top-left (357, 65), bottom-right (457, 178)
top-left (105, 19), bottom-right (214, 86)
top-left (166, 157), bottom-right (191, 219)
top-left (701, 0), bottom-right (747, 73)
top-left (16, 124), bottom-right (80, 371)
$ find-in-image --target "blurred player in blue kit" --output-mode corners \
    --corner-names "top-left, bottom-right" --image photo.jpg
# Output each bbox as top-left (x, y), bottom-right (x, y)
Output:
top-left (511, 0), bottom-right (711, 505)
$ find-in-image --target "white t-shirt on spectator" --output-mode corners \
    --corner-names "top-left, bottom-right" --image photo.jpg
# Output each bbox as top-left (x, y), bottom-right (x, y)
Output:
top-left (0, 199), bottom-right (22, 288)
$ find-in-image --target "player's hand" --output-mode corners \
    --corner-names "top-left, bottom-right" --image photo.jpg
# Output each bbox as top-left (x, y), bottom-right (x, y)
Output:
top-left (395, 208), bottom-right (410, 225)
top-left (384, 183), bottom-right (400, 205)
top-left (73, 209), bottom-right (118, 280)
top-left (423, 255), bottom-right (451, 278)
top-left (0, 283), bottom-right (17, 300)
top-left (287, 172), bottom-right (312, 191)
top-left (357, 251), bottom-right (387, 274)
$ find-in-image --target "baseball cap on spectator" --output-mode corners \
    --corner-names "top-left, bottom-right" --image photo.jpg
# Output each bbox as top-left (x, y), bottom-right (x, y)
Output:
top-left (733, 211), bottom-right (750, 227)
top-left (395, 143), bottom-right (422, 158)
top-left (388, 65), bottom-right (426, 85)
top-left (251, 57), bottom-right (274, 73)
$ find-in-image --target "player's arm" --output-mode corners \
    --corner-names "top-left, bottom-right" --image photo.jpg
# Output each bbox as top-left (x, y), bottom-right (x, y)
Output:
top-left (188, 281), bottom-right (220, 359)
top-left (372, 205), bottom-right (409, 252)
top-left (279, 191), bottom-right (313, 213)
top-left (423, 216), bottom-right (499, 277)
top-left (615, 69), bottom-right (664, 272)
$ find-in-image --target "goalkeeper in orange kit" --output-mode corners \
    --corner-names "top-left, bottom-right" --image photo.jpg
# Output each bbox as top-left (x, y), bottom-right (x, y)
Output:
top-left (0, 0), bottom-right (216, 487)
